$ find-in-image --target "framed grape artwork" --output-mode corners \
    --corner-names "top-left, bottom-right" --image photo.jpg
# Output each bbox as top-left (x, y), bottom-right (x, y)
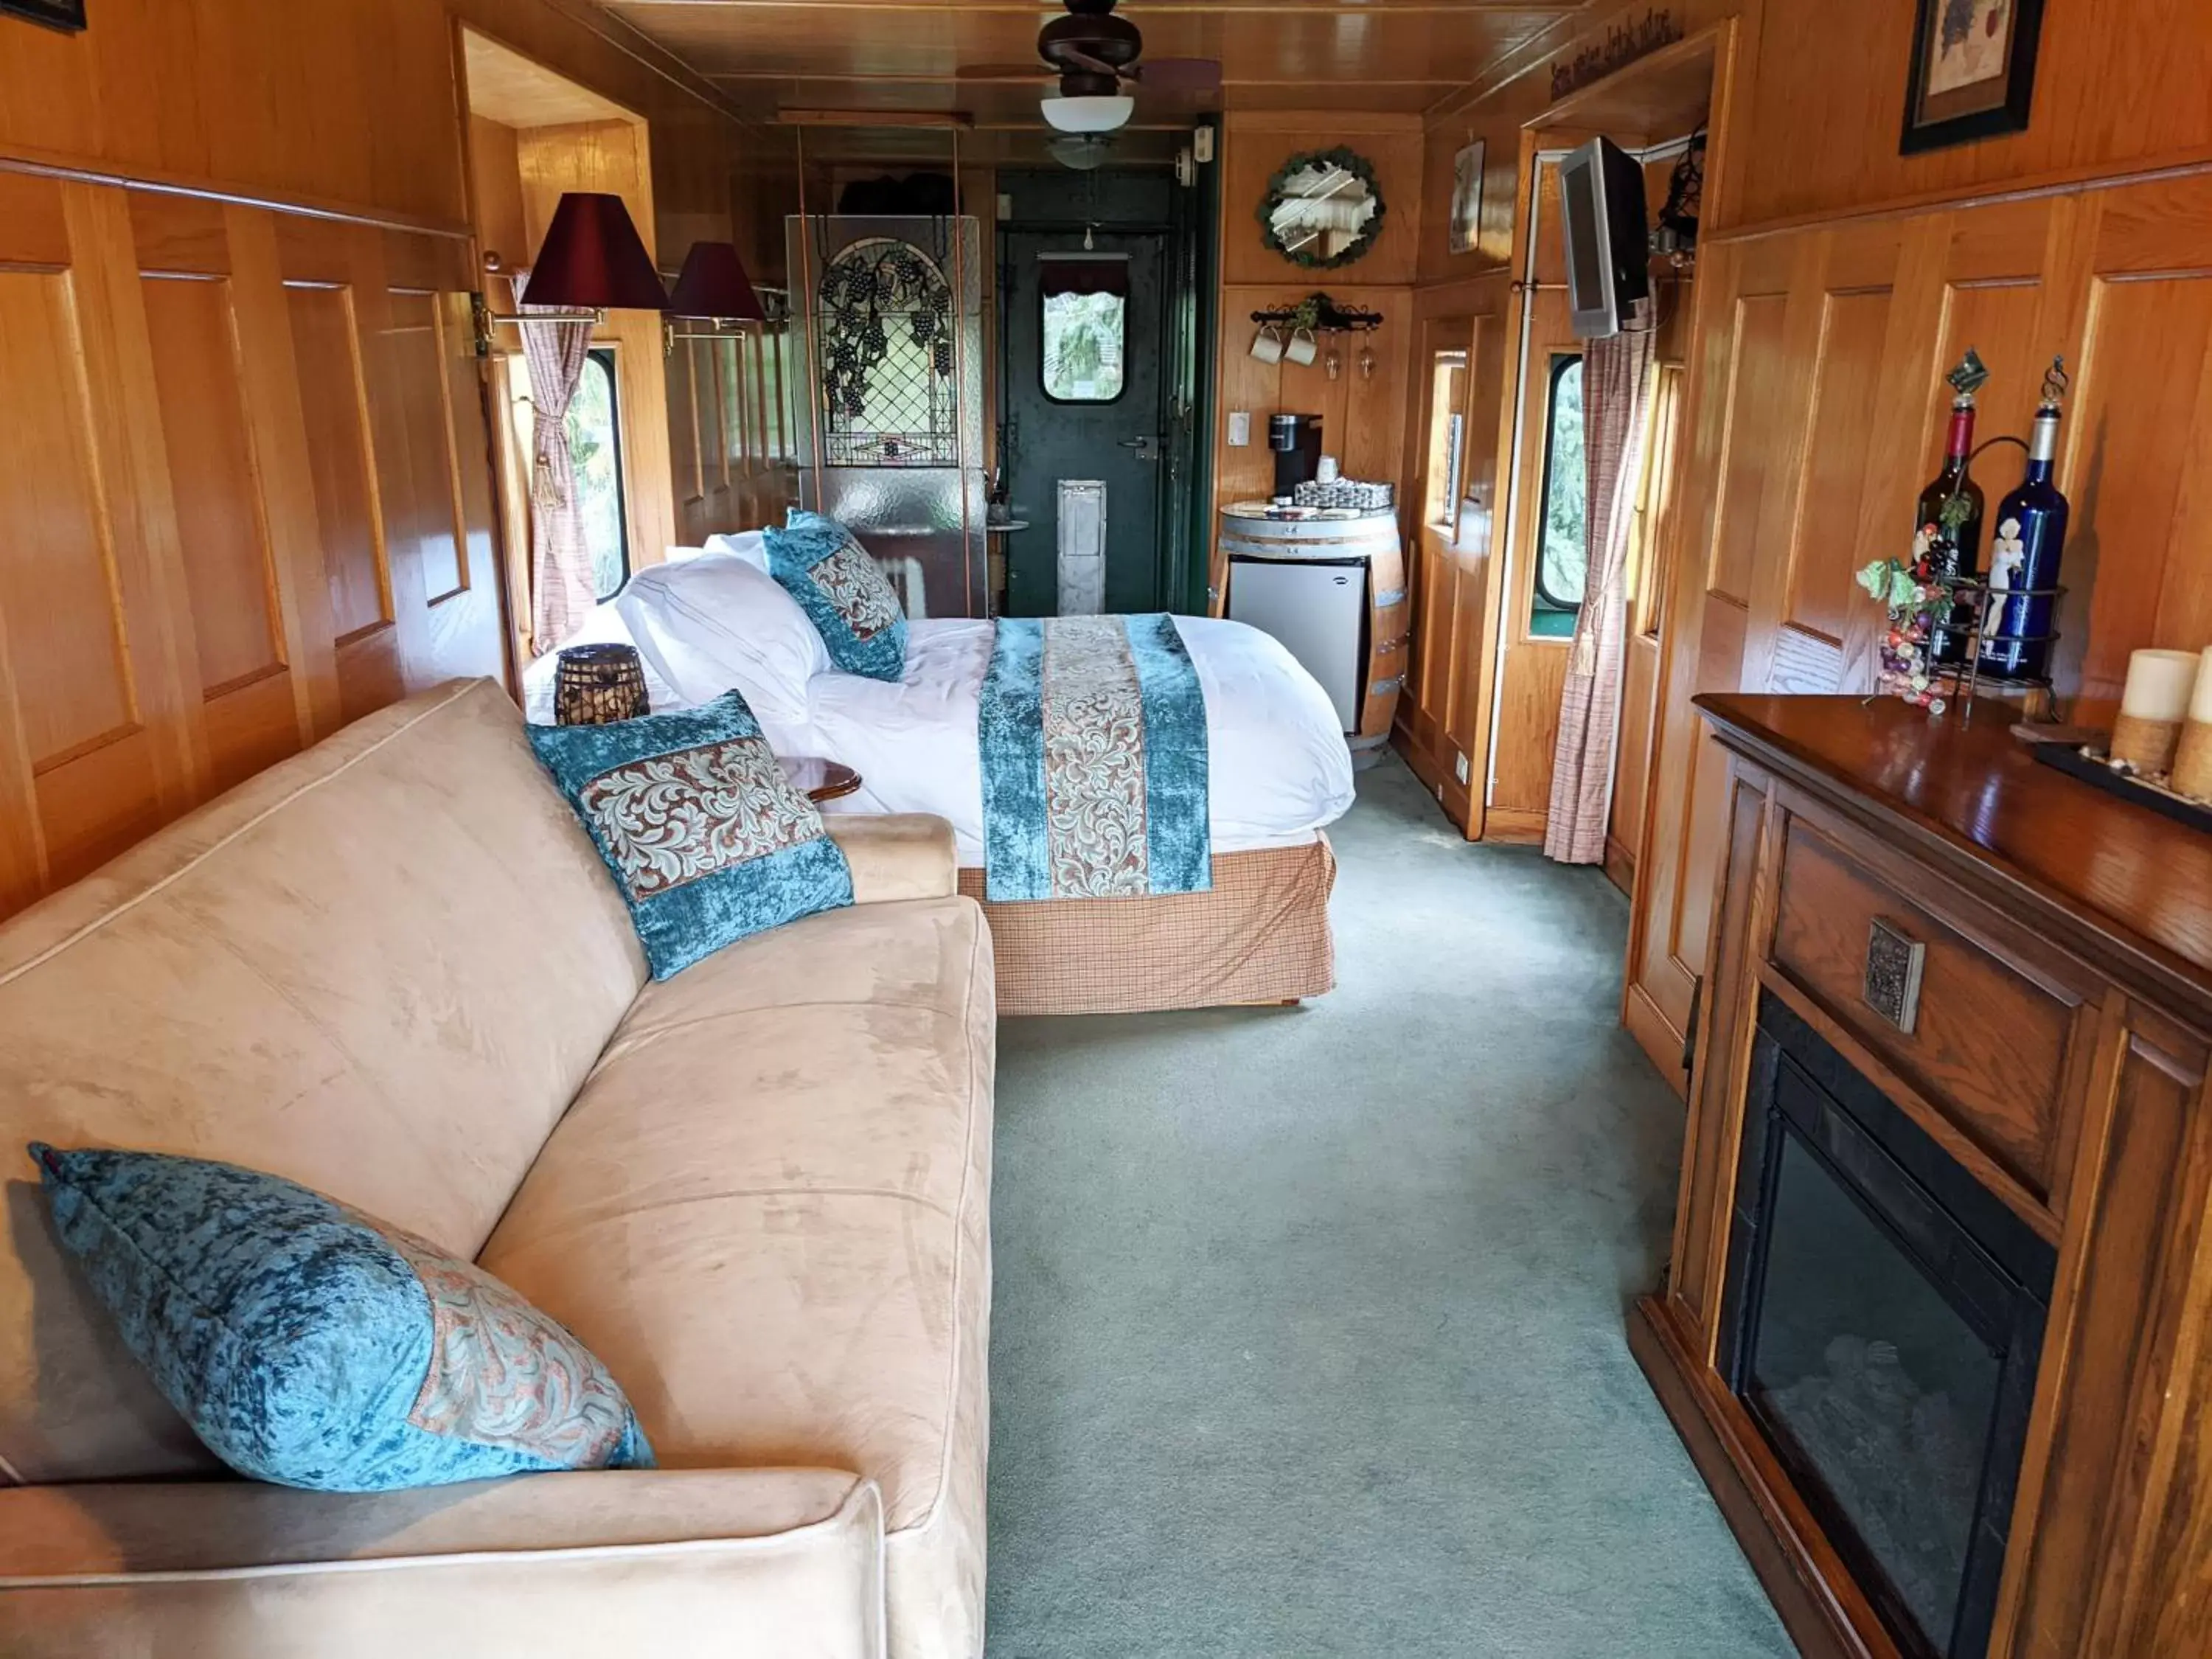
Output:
top-left (1901, 0), bottom-right (2046, 154)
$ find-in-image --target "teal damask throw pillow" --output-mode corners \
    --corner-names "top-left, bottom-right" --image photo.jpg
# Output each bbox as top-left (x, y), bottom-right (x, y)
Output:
top-left (29, 1144), bottom-right (654, 1493)
top-left (528, 688), bottom-right (852, 979)
top-left (765, 509), bottom-right (909, 681)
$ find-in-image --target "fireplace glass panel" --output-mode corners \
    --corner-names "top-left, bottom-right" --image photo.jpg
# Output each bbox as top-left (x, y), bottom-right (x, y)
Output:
top-left (1747, 1128), bottom-right (2000, 1655)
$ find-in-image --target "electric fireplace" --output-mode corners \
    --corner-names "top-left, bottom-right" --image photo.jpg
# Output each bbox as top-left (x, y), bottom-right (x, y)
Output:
top-left (1719, 997), bottom-right (2055, 1659)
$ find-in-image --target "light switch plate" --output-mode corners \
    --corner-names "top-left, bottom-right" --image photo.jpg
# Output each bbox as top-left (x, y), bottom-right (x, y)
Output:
top-left (1454, 751), bottom-right (1471, 785)
top-left (1228, 410), bottom-right (1251, 446)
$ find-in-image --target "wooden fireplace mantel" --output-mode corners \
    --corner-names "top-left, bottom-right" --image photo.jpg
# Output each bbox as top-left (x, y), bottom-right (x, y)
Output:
top-left (1630, 692), bottom-right (2212, 1659)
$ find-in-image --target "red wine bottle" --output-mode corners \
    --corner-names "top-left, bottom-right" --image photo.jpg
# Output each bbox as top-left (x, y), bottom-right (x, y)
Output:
top-left (1915, 398), bottom-right (1983, 666)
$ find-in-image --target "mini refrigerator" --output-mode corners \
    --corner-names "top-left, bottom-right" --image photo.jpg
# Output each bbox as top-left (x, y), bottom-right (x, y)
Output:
top-left (1225, 556), bottom-right (1366, 733)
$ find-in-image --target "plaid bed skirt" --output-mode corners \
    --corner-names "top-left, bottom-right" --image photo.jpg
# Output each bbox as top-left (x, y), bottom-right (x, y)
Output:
top-left (956, 837), bottom-right (1335, 1017)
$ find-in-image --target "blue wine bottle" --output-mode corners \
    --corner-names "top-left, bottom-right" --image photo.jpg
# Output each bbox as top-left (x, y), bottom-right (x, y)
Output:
top-left (1979, 358), bottom-right (2070, 682)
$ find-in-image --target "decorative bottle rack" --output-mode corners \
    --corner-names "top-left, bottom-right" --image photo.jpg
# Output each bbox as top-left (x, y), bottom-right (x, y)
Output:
top-left (1913, 575), bottom-right (2065, 717)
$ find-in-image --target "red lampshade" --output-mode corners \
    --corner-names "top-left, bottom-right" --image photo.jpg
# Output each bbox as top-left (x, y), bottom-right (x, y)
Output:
top-left (521, 193), bottom-right (669, 312)
top-left (667, 241), bottom-right (767, 323)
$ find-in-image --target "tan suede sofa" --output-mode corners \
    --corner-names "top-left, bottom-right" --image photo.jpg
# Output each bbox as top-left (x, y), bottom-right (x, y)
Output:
top-left (0, 678), bottom-right (994, 1659)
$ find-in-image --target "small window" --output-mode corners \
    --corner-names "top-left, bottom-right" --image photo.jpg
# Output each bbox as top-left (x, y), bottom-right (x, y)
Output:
top-left (1424, 349), bottom-right (1470, 531)
top-left (568, 348), bottom-right (630, 601)
top-left (1532, 353), bottom-right (1585, 637)
top-left (1042, 290), bottom-right (1126, 403)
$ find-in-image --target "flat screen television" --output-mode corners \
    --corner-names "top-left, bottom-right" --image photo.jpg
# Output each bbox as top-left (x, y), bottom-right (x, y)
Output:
top-left (1560, 136), bottom-right (1651, 341)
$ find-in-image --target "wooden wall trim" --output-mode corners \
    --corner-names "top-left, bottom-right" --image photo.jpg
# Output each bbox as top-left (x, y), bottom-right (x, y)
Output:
top-left (0, 151), bottom-right (473, 243)
top-left (1710, 153), bottom-right (2212, 251)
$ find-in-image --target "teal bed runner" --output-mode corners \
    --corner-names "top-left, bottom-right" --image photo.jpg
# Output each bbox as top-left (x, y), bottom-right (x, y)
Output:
top-left (978, 614), bottom-right (1211, 902)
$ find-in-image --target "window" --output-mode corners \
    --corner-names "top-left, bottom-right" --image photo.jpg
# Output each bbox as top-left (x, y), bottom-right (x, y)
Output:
top-left (1042, 290), bottom-right (1126, 403)
top-left (1423, 348), bottom-right (1470, 531)
top-left (568, 349), bottom-right (630, 601)
top-left (1532, 353), bottom-right (1585, 637)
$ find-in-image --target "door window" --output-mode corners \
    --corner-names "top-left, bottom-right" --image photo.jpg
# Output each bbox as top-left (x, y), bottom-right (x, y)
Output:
top-left (1424, 349), bottom-right (1470, 531)
top-left (1042, 290), bottom-right (1127, 403)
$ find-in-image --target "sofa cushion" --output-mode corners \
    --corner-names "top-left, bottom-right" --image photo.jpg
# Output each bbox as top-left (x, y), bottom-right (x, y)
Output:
top-left (0, 1470), bottom-right (886, 1659)
top-left (528, 690), bottom-right (854, 980)
top-left (32, 1145), bottom-right (653, 1492)
top-left (479, 895), bottom-right (993, 1655)
top-left (0, 680), bottom-right (647, 1485)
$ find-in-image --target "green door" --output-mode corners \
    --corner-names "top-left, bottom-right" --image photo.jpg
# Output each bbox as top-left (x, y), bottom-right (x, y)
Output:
top-left (1001, 229), bottom-right (1168, 615)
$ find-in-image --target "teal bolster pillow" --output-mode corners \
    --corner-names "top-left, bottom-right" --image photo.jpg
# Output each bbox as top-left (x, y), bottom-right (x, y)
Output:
top-left (528, 688), bottom-right (852, 979)
top-left (765, 509), bottom-right (909, 681)
top-left (29, 1144), bottom-right (653, 1493)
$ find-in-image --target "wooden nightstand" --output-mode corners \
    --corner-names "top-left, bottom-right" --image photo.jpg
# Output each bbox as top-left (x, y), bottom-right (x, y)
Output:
top-left (778, 757), bottom-right (862, 803)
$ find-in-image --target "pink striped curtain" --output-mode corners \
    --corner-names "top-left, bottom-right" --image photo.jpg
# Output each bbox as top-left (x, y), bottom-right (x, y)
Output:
top-left (1543, 300), bottom-right (1658, 866)
top-left (522, 308), bottom-right (598, 654)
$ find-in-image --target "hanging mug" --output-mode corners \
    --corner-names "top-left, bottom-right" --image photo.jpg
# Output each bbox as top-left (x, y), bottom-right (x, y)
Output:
top-left (1286, 326), bottom-right (1318, 366)
top-left (1251, 323), bottom-right (1285, 364)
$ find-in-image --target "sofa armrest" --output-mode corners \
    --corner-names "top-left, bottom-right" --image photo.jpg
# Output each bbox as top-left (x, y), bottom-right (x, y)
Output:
top-left (0, 1468), bottom-right (884, 1659)
top-left (823, 814), bottom-right (959, 903)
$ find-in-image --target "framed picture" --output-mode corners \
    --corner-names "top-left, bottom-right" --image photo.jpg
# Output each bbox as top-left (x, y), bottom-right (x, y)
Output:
top-left (1448, 140), bottom-right (1484, 257)
top-left (1, 0), bottom-right (86, 29)
top-left (1901, 0), bottom-right (2045, 154)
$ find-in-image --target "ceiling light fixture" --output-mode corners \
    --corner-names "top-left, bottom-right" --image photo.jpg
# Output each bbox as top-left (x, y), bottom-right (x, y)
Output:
top-left (1040, 92), bottom-right (1133, 133)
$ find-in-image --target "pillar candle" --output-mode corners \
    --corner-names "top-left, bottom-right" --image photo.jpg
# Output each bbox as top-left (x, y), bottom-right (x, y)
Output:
top-left (2172, 645), bottom-right (2212, 801)
top-left (2112, 647), bottom-right (2201, 774)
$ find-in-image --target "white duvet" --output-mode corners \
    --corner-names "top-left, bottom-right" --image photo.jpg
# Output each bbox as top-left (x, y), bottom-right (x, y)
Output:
top-left (524, 557), bottom-right (1354, 866)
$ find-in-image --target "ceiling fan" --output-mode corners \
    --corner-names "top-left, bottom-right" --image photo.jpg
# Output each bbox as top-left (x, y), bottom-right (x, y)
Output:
top-left (959, 0), bottom-right (1222, 134)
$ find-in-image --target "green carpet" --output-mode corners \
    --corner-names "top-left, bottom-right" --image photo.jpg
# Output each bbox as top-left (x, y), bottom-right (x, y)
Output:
top-left (984, 754), bottom-right (1795, 1658)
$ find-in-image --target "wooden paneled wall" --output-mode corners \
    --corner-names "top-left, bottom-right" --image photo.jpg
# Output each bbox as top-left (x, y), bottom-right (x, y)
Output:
top-left (1630, 165), bottom-right (2212, 1088)
top-left (1208, 112), bottom-right (1425, 609)
top-left (0, 0), bottom-right (795, 924)
top-left (0, 169), bottom-right (495, 917)
top-left (1388, 0), bottom-right (2212, 1087)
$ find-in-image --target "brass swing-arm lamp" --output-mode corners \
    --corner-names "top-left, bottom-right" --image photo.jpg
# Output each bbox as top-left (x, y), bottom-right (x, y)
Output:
top-left (471, 194), bottom-right (776, 360)
top-left (473, 192), bottom-right (669, 355)
top-left (663, 241), bottom-right (768, 353)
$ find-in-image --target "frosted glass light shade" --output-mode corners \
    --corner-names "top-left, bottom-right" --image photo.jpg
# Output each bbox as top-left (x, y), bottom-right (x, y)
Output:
top-left (1040, 94), bottom-right (1133, 133)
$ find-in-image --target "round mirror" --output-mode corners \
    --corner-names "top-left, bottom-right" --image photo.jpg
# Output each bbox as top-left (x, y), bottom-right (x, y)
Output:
top-left (1259, 148), bottom-right (1385, 270)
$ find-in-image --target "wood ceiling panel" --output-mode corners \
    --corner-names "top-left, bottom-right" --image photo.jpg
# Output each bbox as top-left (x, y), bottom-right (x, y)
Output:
top-left (603, 1), bottom-right (1583, 116)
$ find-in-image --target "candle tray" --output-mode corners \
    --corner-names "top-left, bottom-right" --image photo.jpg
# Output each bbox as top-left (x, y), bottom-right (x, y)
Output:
top-left (2025, 734), bottom-right (2212, 837)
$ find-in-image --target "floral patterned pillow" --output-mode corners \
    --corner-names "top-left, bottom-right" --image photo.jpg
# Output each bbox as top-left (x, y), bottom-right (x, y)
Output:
top-left (764, 510), bottom-right (908, 681)
top-left (529, 689), bottom-right (852, 979)
top-left (30, 1143), bottom-right (654, 1492)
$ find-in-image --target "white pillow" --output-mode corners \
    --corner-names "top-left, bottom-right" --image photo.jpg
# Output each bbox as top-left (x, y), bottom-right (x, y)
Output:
top-left (702, 530), bottom-right (771, 572)
top-left (618, 553), bottom-right (829, 736)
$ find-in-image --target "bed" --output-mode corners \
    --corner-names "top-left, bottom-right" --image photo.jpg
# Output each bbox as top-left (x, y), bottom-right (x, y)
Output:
top-left (524, 540), bottom-right (1354, 1013)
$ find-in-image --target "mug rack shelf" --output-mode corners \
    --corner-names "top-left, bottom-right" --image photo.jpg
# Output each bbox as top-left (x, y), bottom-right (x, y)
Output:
top-left (1249, 294), bottom-right (1382, 334)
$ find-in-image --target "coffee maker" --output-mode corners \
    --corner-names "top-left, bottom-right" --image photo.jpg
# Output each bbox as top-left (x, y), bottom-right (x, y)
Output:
top-left (1269, 414), bottom-right (1324, 501)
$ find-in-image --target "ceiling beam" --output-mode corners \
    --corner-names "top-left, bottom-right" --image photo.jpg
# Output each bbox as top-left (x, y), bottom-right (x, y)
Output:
top-left (779, 108), bottom-right (978, 127)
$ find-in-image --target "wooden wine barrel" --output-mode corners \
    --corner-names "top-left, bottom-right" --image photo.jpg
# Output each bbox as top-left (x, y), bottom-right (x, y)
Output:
top-left (1219, 507), bottom-right (1405, 764)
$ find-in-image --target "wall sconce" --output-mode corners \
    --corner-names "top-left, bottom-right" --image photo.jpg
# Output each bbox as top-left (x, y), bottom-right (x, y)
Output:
top-left (472, 192), bottom-right (668, 355)
top-left (664, 241), bottom-right (768, 355)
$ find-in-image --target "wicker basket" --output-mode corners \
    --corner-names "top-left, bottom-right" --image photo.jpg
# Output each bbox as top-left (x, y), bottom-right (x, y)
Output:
top-left (553, 643), bottom-right (650, 726)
